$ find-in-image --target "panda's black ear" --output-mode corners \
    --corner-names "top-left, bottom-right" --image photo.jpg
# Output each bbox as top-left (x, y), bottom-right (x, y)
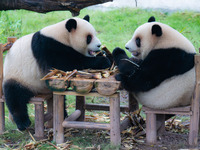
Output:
top-left (66, 19), bottom-right (77, 32)
top-left (83, 15), bottom-right (90, 22)
top-left (152, 24), bottom-right (162, 37)
top-left (148, 16), bottom-right (156, 22)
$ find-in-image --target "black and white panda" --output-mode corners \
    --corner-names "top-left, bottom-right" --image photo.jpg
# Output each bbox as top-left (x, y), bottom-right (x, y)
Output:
top-left (113, 16), bottom-right (196, 109)
top-left (3, 15), bottom-right (112, 131)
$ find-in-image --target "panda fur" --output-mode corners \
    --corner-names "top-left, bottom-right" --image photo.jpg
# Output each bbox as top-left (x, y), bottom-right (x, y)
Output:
top-left (112, 16), bottom-right (196, 109)
top-left (3, 15), bottom-right (111, 131)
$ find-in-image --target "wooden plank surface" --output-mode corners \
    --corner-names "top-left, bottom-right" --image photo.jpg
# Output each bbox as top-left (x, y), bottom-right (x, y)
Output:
top-left (143, 105), bottom-right (191, 112)
top-left (143, 105), bottom-right (192, 115)
top-left (30, 94), bottom-right (52, 102)
top-left (62, 121), bottom-right (110, 130)
top-left (144, 110), bottom-right (192, 115)
top-left (54, 90), bottom-right (119, 98)
top-left (85, 103), bottom-right (129, 112)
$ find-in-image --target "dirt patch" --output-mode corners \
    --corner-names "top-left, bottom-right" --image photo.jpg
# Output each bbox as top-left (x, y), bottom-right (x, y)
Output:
top-left (122, 131), bottom-right (199, 150)
top-left (62, 127), bottom-right (200, 150)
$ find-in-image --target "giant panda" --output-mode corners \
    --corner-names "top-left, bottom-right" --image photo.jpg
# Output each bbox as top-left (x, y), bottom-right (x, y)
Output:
top-left (112, 16), bottom-right (196, 109)
top-left (3, 15), bottom-right (112, 131)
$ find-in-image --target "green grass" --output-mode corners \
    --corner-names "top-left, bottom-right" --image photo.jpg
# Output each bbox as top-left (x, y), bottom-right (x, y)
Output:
top-left (0, 8), bottom-right (199, 149)
top-left (0, 8), bottom-right (200, 52)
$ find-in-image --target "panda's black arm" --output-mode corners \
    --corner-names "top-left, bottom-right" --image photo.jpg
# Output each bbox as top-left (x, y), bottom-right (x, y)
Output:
top-left (44, 49), bottom-right (111, 71)
top-left (118, 48), bottom-right (195, 92)
top-left (112, 47), bottom-right (129, 65)
top-left (32, 32), bottom-right (111, 72)
top-left (112, 47), bottom-right (141, 76)
top-left (81, 56), bottom-right (112, 69)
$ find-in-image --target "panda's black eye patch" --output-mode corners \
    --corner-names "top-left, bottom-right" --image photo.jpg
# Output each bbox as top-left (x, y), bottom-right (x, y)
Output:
top-left (87, 35), bottom-right (92, 44)
top-left (135, 37), bottom-right (141, 47)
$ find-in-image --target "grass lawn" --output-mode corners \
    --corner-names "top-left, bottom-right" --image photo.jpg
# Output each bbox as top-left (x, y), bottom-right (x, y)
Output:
top-left (0, 7), bottom-right (200, 149)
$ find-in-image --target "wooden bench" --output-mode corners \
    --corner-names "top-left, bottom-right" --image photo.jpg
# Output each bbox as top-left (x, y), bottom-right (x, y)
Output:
top-left (143, 54), bottom-right (200, 147)
top-left (0, 37), bottom-right (53, 139)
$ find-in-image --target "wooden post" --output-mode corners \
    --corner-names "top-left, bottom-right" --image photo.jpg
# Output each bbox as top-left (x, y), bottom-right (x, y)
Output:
top-left (146, 113), bottom-right (157, 144)
top-left (76, 96), bottom-right (85, 121)
top-left (110, 96), bottom-right (121, 146)
top-left (189, 54), bottom-right (200, 146)
top-left (53, 94), bottom-right (64, 144)
top-left (64, 110), bottom-right (81, 122)
top-left (157, 114), bottom-right (165, 134)
top-left (34, 102), bottom-right (44, 139)
top-left (128, 92), bottom-right (139, 112)
top-left (0, 44), bottom-right (5, 134)
top-left (46, 98), bottom-right (53, 128)
top-left (62, 121), bottom-right (110, 130)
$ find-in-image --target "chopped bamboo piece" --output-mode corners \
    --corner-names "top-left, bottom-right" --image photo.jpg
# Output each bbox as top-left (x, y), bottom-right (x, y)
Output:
top-left (64, 69), bottom-right (77, 81)
top-left (70, 78), bottom-right (95, 94)
top-left (95, 75), bottom-right (120, 96)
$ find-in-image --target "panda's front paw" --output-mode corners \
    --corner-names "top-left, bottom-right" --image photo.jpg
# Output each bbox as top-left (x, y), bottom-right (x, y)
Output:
top-left (118, 59), bottom-right (139, 75)
top-left (96, 56), bottom-right (112, 69)
top-left (115, 73), bottom-right (123, 81)
top-left (112, 47), bottom-right (126, 56)
top-left (13, 114), bottom-right (31, 131)
top-left (112, 47), bottom-right (128, 65)
top-left (116, 74), bottom-right (133, 91)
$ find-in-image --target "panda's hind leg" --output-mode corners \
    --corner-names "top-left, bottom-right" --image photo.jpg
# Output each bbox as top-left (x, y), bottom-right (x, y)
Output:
top-left (3, 79), bottom-right (35, 131)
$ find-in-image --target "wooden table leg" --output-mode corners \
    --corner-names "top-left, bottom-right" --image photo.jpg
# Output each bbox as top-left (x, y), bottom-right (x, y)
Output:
top-left (146, 113), bottom-right (157, 144)
top-left (189, 86), bottom-right (200, 146)
top-left (110, 97), bottom-right (121, 146)
top-left (157, 114), bottom-right (165, 134)
top-left (34, 102), bottom-right (44, 139)
top-left (0, 102), bottom-right (5, 134)
top-left (76, 96), bottom-right (85, 121)
top-left (47, 98), bottom-right (53, 128)
top-left (53, 94), bottom-right (64, 144)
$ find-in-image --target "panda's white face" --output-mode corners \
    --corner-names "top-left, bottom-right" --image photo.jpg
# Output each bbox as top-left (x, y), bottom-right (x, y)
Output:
top-left (125, 23), bottom-right (158, 60)
top-left (125, 20), bottom-right (195, 60)
top-left (40, 16), bottom-right (101, 57)
top-left (67, 17), bottom-right (101, 57)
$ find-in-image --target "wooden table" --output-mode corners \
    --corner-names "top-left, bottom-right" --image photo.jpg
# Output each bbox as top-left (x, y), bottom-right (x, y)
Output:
top-left (53, 90), bottom-right (121, 146)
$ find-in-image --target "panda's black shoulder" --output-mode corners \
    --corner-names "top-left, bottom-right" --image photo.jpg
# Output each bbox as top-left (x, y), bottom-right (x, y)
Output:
top-left (142, 47), bottom-right (195, 78)
top-left (118, 47), bottom-right (195, 92)
top-left (31, 31), bottom-right (83, 72)
top-left (32, 31), bottom-right (67, 52)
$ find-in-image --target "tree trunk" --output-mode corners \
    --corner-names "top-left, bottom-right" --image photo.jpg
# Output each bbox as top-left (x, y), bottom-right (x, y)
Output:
top-left (0, 0), bottom-right (112, 16)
